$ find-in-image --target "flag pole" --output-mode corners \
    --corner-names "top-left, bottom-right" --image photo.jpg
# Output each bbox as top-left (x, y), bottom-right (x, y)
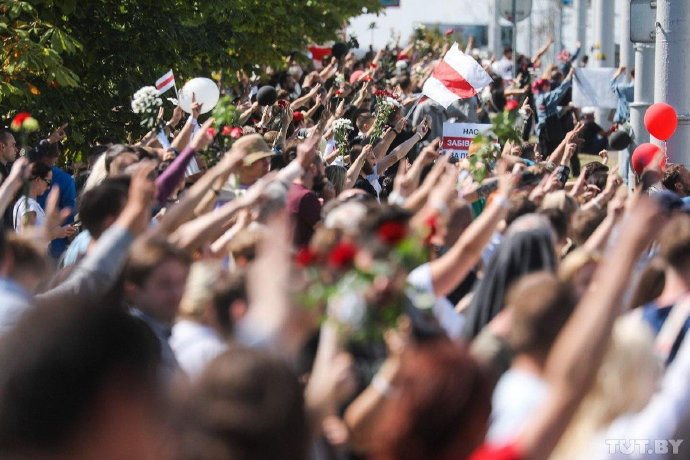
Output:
top-left (405, 94), bottom-right (423, 120)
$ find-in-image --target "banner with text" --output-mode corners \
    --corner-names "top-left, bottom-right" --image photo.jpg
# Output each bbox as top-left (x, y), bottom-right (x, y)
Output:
top-left (442, 122), bottom-right (492, 159)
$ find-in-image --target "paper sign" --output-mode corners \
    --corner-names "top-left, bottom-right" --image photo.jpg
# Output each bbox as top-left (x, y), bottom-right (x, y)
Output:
top-left (442, 122), bottom-right (492, 159)
top-left (573, 68), bottom-right (618, 109)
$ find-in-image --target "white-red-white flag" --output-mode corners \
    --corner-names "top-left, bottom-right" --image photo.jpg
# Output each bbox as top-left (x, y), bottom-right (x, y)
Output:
top-left (422, 43), bottom-right (492, 109)
top-left (155, 69), bottom-right (176, 95)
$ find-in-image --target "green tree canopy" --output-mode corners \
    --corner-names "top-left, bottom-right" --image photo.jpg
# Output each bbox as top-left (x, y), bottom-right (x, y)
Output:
top-left (1, 0), bottom-right (380, 151)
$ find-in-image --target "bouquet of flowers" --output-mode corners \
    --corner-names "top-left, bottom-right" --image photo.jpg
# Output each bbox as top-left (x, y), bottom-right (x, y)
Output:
top-left (196, 95), bottom-right (243, 167)
top-left (296, 218), bottom-right (430, 342)
top-left (469, 106), bottom-right (523, 182)
top-left (333, 118), bottom-right (354, 162)
top-left (131, 86), bottom-right (163, 130)
top-left (369, 90), bottom-right (401, 145)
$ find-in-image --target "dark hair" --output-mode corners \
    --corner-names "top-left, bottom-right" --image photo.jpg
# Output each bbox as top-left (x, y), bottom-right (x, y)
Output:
top-left (78, 177), bottom-right (129, 239)
top-left (173, 346), bottom-right (307, 460)
top-left (104, 144), bottom-right (138, 173)
top-left (0, 130), bottom-right (13, 145)
top-left (519, 142), bottom-right (538, 162)
top-left (0, 297), bottom-right (160, 455)
top-left (87, 145), bottom-right (108, 160)
top-left (29, 162), bottom-right (52, 182)
top-left (0, 226), bottom-right (6, 265)
top-left (662, 164), bottom-right (689, 193)
top-left (507, 272), bottom-right (576, 355)
top-left (506, 192), bottom-right (538, 227)
top-left (539, 207), bottom-right (568, 242)
top-left (211, 271), bottom-right (247, 336)
top-left (571, 207), bottom-right (606, 246)
top-left (27, 140), bottom-right (57, 163)
top-left (375, 340), bottom-right (491, 460)
top-left (629, 257), bottom-right (666, 309)
top-left (124, 237), bottom-right (192, 287)
top-left (659, 214), bottom-right (690, 272)
top-left (586, 171), bottom-right (608, 191)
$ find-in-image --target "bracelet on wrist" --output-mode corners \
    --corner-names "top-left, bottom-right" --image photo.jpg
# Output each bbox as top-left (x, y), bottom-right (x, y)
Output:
top-left (372, 374), bottom-right (395, 397)
top-left (494, 195), bottom-right (510, 209)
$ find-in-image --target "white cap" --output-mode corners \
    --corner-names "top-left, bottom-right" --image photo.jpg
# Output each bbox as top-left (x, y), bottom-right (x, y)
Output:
top-left (581, 106), bottom-right (596, 115)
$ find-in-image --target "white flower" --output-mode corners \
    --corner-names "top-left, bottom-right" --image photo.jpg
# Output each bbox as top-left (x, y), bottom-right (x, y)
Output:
top-left (386, 97), bottom-right (402, 109)
top-left (328, 291), bottom-right (366, 330)
top-left (131, 86), bottom-right (162, 114)
top-left (332, 118), bottom-right (354, 131)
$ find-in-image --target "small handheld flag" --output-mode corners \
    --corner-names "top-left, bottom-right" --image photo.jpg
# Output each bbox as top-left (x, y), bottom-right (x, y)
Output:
top-left (156, 70), bottom-right (176, 96)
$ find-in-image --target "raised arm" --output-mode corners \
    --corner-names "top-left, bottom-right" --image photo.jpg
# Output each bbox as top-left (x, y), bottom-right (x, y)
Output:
top-left (427, 164), bottom-right (517, 297)
top-left (517, 197), bottom-right (663, 460)
top-left (376, 120), bottom-right (428, 174)
top-left (532, 36), bottom-right (554, 68)
top-left (35, 160), bottom-right (158, 308)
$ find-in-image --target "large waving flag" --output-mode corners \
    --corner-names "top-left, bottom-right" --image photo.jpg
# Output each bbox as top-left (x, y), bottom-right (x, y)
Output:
top-left (422, 43), bottom-right (492, 108)
top-left (156, 69), bottom-right (176, 95)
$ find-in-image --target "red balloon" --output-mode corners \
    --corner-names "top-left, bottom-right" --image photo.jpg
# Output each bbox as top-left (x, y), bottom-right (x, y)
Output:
top-left (631, 143), bottom-right (665, 176)
top-left (644, 102), bottom-right (678, 141)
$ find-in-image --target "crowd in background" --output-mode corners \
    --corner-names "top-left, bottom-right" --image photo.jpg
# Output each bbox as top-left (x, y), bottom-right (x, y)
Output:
top-left (0, 25), bottom-right (688, 460)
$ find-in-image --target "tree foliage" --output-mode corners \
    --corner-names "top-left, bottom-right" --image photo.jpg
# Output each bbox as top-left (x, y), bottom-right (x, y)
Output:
top-left (0, 0), bottom-right (380, 152)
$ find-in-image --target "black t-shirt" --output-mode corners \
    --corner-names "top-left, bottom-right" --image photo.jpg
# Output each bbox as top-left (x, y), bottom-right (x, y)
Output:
top-left (582, 120), bottom-right (602, 144)
top-left (0, 161), bottom-right (13, 229)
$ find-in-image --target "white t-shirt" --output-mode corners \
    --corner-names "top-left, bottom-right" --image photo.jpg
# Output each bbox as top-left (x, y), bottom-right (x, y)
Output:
top-left (488, 368), bottom-right (550, 443)
top-left (366, 164), bottom-right (382, 200)
top-left (407, 263), bottom-right (465, 339)
top-left (170, 319), bottom-right (227, 380)
top-left (491, 56), bottom-right (514, 82)
top-left (13, 197), bottom-right (45, 232)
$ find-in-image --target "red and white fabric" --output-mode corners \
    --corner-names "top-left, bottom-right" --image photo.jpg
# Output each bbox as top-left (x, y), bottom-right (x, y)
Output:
top-left (422, 43), bottom-right (492, 108)
top-left (156, 69), bottom-right (176, 95)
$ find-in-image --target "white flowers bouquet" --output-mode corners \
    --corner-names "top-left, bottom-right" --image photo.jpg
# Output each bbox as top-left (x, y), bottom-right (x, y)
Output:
top-left (369, 90), bottom-right (400, 145)
top-left (333, 118), bottom-right (354, 162)
top-left (131, 86), bottom-right (163, 130)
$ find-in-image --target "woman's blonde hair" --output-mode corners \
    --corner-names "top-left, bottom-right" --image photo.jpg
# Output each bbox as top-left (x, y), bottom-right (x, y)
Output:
top-left (178, 261), bottom-right (227, 320)
top-left (542, 190), bottom-right (578, 222)
top-left (551, 316), bottom-right (661, 460)
top-left (82, 153), bottom-right (108, 192)
top-left (558, 248), bottom-right (601, 283)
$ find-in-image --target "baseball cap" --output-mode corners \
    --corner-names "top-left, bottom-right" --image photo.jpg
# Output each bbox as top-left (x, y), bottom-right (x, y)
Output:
top-left (232, 134), bottom-right (273, 166)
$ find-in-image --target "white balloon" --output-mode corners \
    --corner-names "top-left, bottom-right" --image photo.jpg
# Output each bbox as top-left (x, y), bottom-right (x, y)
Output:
top-left (178, 78), bottom-right (220, 114)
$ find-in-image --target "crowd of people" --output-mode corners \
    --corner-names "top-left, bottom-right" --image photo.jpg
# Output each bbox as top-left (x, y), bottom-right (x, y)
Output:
top-left (0, 25), bottom-right (688, 460)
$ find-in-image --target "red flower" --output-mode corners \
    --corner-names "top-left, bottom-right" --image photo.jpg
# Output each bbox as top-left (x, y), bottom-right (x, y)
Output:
top-left (335, 89), bottom-right (343, 97)
top-left (445, 29), bottom-right (454, 36)
top-left (292, 111), bottom-right (304, 123)
top-left (296, 247), bottom-right (319, 267)
top-left (397, 53), bottom-right (410, 61)
top-left (230, 127), bottom-right (243, 139)
top-left (221, 125), bottom-right (232, 136)
top-left (370, 62), bottom-right (378, 69)
top-left (11, 112), bottom-right (31, 130)
top-left (505, 100), bottom-right (519, 112)
top-left (328, 242), bottom-right (358, 269)
top-left (378, 220), bottom-right (407, 246)
top-left (424, 214), bottom-right (439, 246)
top-left (277, 99), bottom-right (289, 108)
top-left (362, 76), bottom-right (373, 82)
top-left (206, 127), bottom-right (216, 138)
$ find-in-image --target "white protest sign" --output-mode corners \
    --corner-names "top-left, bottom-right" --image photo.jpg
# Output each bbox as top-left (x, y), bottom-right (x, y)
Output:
top-left (573, 68), bottom-right (618, 109)
top-left (442, 122), bottom-right (492, 159)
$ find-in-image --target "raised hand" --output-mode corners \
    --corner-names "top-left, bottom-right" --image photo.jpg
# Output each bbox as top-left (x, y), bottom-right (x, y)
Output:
top-left (169, 105), bottom-right (183, 127)
top-left (190, 118), bottom-right (216, 152)
top-left (47, 123), bottom-right (68, 144)
top-left (191, 93), bottom-right (202, 119)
